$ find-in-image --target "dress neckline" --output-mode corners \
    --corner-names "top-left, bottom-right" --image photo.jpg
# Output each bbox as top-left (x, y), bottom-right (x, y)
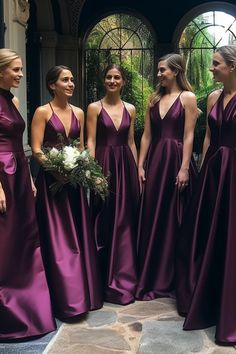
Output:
top-left (100, 100), bottom-right (125, 132)
top-left (0, 88), bottom-right (14, 100)
top-left (48, 102), bottom-right (74, 139)
top-left (158, 92), bottom-right (182, 120)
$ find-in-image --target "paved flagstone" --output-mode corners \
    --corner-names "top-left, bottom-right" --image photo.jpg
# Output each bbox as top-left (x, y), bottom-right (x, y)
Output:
top-left (1, 300), bottom-right (236, 353)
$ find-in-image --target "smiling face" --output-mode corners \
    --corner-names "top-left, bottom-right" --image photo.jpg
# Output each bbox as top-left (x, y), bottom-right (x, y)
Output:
top-left (104, 68), bottom-right (125, 93)
top-left (0, 57), bottom-right (23, 90)
top-left (210, 52), bottom-right (234, 83)
top-left (50, 69), bottom-right (75, 98)
top-left (157, 60), bottom-right (177, 88)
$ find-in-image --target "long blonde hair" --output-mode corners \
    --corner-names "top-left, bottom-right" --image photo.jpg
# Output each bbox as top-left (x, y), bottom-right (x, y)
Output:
top-left (0, 48), bottom-right (20, 69)
top-left (150, 53), bottom-right (193, 106)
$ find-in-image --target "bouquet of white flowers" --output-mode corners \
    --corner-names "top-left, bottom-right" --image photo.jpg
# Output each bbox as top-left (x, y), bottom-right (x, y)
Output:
top-left (38, 138), bottom-right (109, 200)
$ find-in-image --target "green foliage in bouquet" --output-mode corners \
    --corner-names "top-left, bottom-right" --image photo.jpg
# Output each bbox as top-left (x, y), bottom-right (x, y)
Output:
top-left (39, 136), bottom-right (109, 200)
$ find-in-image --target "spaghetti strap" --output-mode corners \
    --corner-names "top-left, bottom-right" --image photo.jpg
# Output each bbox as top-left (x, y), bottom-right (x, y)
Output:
top-left (48, 102), bottom-right (54, 113)
top-left (100, 100), bottom-right (103, 108)
top-left (68, 104), bottom-right (74, 116)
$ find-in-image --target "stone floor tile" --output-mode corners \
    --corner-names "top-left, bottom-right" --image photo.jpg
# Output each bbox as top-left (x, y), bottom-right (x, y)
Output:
top-left (86, 309), bottom-right (117, 327)
top-left (138, 320), bottom-right (204, 354)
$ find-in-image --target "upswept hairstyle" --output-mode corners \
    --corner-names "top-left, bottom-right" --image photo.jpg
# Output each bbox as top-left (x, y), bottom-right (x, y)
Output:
top-left (0, 48), bottom-right (20, 69)
top-left (215, 45), bottom-right (236, 66)
top-left (46, 65), bottom-right (71, 96)
top-left (150, 53), bottom-right (193, 106)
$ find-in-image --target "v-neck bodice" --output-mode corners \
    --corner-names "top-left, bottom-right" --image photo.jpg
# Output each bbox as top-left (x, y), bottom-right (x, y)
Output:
top-left (43, 111), bottom-right (80, 147)
top-left (96, 106), bottom-right (131, 146)
top-left (208, 91), bottom-right (236, 148)
top-left (150, 96), bottom-right (185, 143)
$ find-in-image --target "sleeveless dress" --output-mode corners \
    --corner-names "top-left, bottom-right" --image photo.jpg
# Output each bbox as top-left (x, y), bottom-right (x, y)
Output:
top-left (176, 91), bottom-right (236, 345)
top-left (35, 104), bottom-right (103, 319)
top-left (92, 101), bottom-right (139, 305)
top-left (0, 88), bottom-right (56, 339)
top-left (136, 95), bottom-right (197, 300)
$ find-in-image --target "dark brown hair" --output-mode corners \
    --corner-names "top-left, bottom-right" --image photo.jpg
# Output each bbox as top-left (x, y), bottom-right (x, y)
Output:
top-left (46, 65), bottom-right (71, 96)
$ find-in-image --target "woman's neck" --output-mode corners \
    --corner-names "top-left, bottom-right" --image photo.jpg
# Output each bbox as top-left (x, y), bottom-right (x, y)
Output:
top-left (103, 93), bottom-right (122, 105)
top-left (51, 97), bottom-right (70, 109)
top-left (164, 82), bottom-right (182, 95)
top-left (223, 81), bottom-right (236, 95)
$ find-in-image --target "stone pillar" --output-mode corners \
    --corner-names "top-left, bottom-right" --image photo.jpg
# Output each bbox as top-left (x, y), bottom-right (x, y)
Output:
top-left (4, 0), bottom-right (30, 153)
top-left (38, 31), bottom-right (58, 103)
top-left (56, 35), bottom-right (81, 106)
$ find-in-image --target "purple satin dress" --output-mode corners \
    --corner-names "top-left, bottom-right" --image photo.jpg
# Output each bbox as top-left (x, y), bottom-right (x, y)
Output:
top-left (92, 102), bottom-right (139, 305)
top-left (176, 91), bottom-right (236, 345)
top-left (136, 95), bottom-right (197, 300)
top-left (0, 89), bottom-right (56, 340)
top-left (35, 107), bottom-right (103, 319)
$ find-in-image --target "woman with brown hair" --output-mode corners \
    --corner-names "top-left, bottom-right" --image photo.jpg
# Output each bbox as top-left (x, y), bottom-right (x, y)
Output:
top-left (136, 53), bottom-right (198, 301)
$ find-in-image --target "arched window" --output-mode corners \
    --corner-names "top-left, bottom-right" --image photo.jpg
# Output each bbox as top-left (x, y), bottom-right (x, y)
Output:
top-left (179, 11), bottom-right (236, 95)
top-left (85, 13), bottom-right (155, 141)
top-left (177, 9), bottom-right (236, 155)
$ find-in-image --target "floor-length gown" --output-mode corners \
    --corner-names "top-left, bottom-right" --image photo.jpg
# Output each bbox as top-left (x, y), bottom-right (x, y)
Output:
top-left (92, 102), bottom-right (139, 305)
top-left (176, 91), bottom-right (236, 345)
top-left (136, 95), bottom-right (197, 300)
top-left (0, 88), bottom-right (56, 340)
top-left (35, 105), bottom-right (103, 319)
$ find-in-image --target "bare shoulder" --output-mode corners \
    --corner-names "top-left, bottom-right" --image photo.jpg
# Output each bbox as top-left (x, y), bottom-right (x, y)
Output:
top-left (180, 90), bottom-right (197, 103)
top-left (32, 104), bottom-right (52, 124)
top-left (123, 101), bottom-right (136, 116)
top-left (207, 89), bottom-right (222, 105)
top-left (87, 100), bottom-right (101, 115)
top-left (70, 104), bottom-right (84, 118)
top-left (35, 103), bottom-right (51, 114)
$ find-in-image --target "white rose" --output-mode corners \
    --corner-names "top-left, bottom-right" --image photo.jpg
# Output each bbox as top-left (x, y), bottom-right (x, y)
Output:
top-left (85, 170), bottom-right (91, 178)
top-left (49, 147), bottom-right (59, 158)
top-left (63, 146), bottom-right (80, 170)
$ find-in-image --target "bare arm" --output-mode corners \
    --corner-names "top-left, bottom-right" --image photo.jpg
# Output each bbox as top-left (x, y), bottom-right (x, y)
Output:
top-left (31, 106), bottom-right (48, 163)
top-left (176, 92), bottom-right (198, 190)
top-left (127, 103), bottom-right (138, 164)
top-left (0, 182), bottom-right (6, 213)
top-left (138, 104), bottom-right (152, 191)
top-left (73, 106), bottom-right (85, 150)
top-left (86, 103), bottom-right (99, 158)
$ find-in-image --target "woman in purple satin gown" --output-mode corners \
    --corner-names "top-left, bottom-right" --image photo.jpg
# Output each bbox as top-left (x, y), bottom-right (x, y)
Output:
top-left (87, 64), bottom-right (139, 305)
top-left (136, 54), bottom-right (198, 300)
top-left (176, 45), bottom-right (236, 345)
top-left (0, 48), bottom-right (56, 339)
top-left (31, 65), bottom-right (102, 319)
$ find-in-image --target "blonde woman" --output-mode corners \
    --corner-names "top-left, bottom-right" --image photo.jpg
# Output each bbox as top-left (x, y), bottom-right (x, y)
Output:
top-left (0, 48), bottom-right (56, 339)
top-left (136, 53), bottom-right (198, 300)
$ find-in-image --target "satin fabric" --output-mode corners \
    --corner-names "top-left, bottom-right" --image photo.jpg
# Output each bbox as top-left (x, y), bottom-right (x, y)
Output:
top-left (136, 96), bottom-right (197, 300)
top-left (176, 91), bottom-right (236, 344)
top-left (92, 104), bottom-right (139, 305)
top-left (0, 88), bottom-right (56, 339)
top-left (35, 110), bottom-right (103, 319)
